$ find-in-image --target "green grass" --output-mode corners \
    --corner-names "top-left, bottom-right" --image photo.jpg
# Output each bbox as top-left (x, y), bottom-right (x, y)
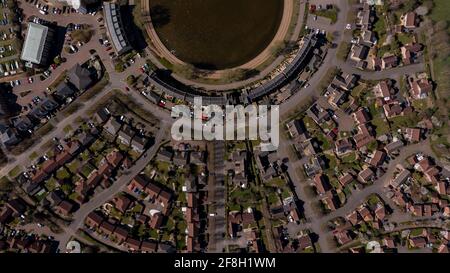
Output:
top-left (63, 124), bottom-right (73, 134)
top-left (325, 154), bottom-right (338, 170)
top-left (373, 15), bottom-right (387, 40)
top-left (410, 228), bottom-right (425, 237)
top-left (67, 160), bottom-right (81, 174)
top-left (389, 113), bottom-right (420, 130)
top-left (56, 168), bottom-right (71, 180)
top-left (316, 134), bottom-right (332, 151)
top-left (29, 152), bottom-right (39, 161)
top-left (45, 177), bottom-right (58, 191)
top-left (266, 191), bottom-right (280, 205)
top-left (156, 160), bottom-right (171, 175)
top-left (430, 0), bottom-right (450, 22)
top-left (267, 177), bottom-right (286, 188)
top-left (34, 189), bottom-right (48, 202)
top-left (396, 33), bottom-right (413, 45)
top-left (35, 123), bottom-right (55, 137)
top-left (412, 99), bottom-right (429, 112)
top-left (0, 176), bottom-right (12, 191)
top-left (8, 165), bottom-right (22, 178)
top-left (80, 163), bottom-right (96, 178)
top-left (336, 42), bottom-right (351, 61)
top-left (315, 7), bottom-right (339, 24)
top-left (372, 117), bottom-right (390, 136)
top-left (340, 152), bottom-right (356, 163)
top-left (90, 139), bottom-right (106, 154)
top-left (367, 194), bottom-right (381, 206)
top-left (68, 192), bottom-right (80, 201)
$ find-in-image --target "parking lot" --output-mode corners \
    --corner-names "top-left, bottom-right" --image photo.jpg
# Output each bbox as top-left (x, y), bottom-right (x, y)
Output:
top-left (0, 0), bottom-right (25, 79)
top-left (8, 0), bottom-right (105, 110)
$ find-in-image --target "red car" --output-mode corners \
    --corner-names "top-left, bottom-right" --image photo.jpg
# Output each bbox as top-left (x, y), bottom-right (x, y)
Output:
top-left (158, 100), bottom-right (166, 107)
top-left (50, 63), bottom-right (57, 69)
top-left (125, 86), bottom-right (130, 92)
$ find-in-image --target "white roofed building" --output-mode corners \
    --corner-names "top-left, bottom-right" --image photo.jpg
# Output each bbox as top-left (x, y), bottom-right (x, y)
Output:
top-left (20, 23), bottom-right (55, 67)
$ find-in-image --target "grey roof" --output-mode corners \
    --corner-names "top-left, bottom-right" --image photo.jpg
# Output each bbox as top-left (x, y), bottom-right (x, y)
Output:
top-left (13, 116), bottom-right (33, 132)
top-left (21, 23), bottom-right (53, 65)
top-left (67, 63), bottom-right (93, 91)
top-left (104, 118), bottom-right (122, 135)
top-left (0, 126), bottom-right (19, 146)
top-left (54, 82), bottom-right (76, 100)
top-left (103, 2), bottom-right (132, 55)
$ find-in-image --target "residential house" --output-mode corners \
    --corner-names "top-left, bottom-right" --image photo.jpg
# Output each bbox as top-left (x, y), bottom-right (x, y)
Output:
top-left (369, 150), bottom-right (386, 167)
top-left (373, 81), bottom-right (392, 101)
top-left (113, 195), bottom-right (133, 213)
top-left (335, 138), bottom-right (353, 156)
top-left (149, 212), bottom-right (164, 229)
top-left (350, 44), bottom-right (369, 62)
top-left (67, 63), bottom-right (94, 91)
top-left (131, 135), bottom-right (147, 153)
top-left (383, 103), bottom-right (403, 118)
top-left (384, 140), bottom-right (404, 154)
top-left (85, 211), bottom-right (104, 228)
top-left (104, 118), bottom-right (122, 136)
top-left (339, 173), bottom-right (354, 187)
top-left (402, 12), bottom-right (417, 29)
top-left (112, 226), bottom-right (129, 243)
top-left (410, 78), bottom-right (432, 99)
top-left (390, 169), bottom-right (411, 188)
top-left (306, 103), bottom-right (330, 125)
top-left (99, 221), bottom-right (115, 236)
top-left (331, 73), bottom-right (357, 91)
top-left (128, 175), bottom-right (149, 193)
top-left (322, 191), bottom-right (338, 211)
top-left (140, 241), bottom-right (157, 253)
top-left (381, 55), bottom-right (398, 69)
top-left (313, 174), bottom-right (329, 195)
top-left (358, 167), bottom-right (375, 183)
top-left (55, 200), bottom-right (74, 216)
top-left (118, 125), bottom-right (135, 145)
top-left (353, 108), bottom-right (370, 125)
top-left (361, 30), bottom-right (377, 46)
top-left (52, 81), bottom-right (76, 102)
top-left (404, 128), bottom-right (421, 143)
top-left (94, 108), bottom-right (111, 124)
top-left (144, 182), bottom-right (161, 200)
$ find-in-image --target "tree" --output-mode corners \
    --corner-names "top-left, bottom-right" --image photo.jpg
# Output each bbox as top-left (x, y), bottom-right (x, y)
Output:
top-left (126, 75), bottom-right (136, 85)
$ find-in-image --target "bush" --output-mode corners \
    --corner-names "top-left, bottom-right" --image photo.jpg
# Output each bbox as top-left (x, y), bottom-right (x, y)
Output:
top-left (71, 29), bottom-right (94, 43)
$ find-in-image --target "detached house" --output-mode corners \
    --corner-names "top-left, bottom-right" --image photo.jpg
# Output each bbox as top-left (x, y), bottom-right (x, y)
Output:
top-left (381, 55), bottom-right (398, 69)
top-left (118, 125), bottom-right (135, 145)
top-left (402, 12), bottom-right (417, 30)
top-left (373, 81), bottom-right (392, 101)
top-left (410, 78), bottom-right (432, 99)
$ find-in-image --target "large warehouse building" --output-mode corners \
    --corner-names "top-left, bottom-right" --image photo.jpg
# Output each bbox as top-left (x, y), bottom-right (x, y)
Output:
top-left (20, 22), bottom-right (55, 68)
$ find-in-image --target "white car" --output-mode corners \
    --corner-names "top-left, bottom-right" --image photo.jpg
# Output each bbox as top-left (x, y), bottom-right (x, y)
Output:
top-left (346, 23), bottom-right (352, 30)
